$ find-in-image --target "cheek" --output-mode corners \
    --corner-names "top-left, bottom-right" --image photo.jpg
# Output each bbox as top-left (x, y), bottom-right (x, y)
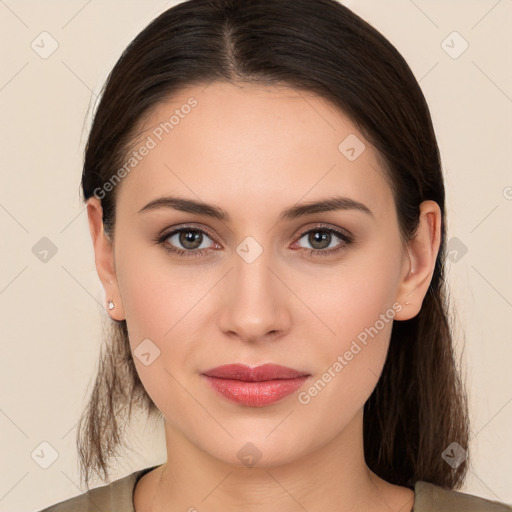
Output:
top-left (296, 292), bottom-right (395, 419)
top-left (115, 239), bottom-right (199, 338)
top-left (294, 245), bottom-right (402, 401)
top-left (116, 253), bottom-right (202, 419)
top-left (115, 246), bottom-right (211, 398)
top-left (300, 245), bottom-right (402, 347)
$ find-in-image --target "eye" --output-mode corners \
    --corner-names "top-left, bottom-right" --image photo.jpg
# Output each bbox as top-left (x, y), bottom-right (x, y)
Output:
top-left (157, 226), bottom-right (218, 257)
top-left (155, 223), bottom-right (353, 258)
top-left (294, 225), bottom-right (353, 256)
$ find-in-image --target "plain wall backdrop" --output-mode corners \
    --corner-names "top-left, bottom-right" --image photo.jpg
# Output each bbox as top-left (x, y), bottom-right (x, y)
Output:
top-left (0, 0), bottom-right (511, 510)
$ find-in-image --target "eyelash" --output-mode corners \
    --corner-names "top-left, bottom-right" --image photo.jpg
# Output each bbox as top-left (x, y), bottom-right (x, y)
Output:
top-left (155, 224), bottom-right (353, 258)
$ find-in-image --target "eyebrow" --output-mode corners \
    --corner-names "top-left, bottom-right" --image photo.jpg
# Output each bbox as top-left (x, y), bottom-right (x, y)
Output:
top-left (137, 195), bottom-right (374, 221)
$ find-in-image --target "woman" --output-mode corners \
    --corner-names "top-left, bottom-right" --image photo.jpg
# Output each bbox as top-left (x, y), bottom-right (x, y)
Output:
top-left (39, 0), bottom-right (512, 510)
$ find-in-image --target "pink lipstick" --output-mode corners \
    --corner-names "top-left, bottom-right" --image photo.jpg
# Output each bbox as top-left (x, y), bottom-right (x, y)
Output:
top-left (202, 363), bottom-right (310, 407)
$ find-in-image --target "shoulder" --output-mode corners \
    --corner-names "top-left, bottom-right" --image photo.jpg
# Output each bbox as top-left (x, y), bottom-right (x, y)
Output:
top-left (414, 481), bottom-right (512, 511)
top-left (36, 466), bottom-right (159, 512)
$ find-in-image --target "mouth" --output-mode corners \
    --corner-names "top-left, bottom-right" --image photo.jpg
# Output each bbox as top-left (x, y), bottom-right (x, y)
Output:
top-left (201, 363), bottom-right (311, 407)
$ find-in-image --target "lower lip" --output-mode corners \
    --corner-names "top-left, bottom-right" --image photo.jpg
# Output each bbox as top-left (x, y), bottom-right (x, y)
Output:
top-left (202, 375), bottom-right (309, 407)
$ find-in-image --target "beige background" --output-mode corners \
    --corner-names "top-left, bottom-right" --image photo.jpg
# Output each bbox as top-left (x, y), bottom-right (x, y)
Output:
top-left (0, 0), bottom-right (511, 510)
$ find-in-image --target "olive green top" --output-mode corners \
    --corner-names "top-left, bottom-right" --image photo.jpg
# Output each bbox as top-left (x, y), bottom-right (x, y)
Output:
top-left (38, 465), bottom-right (512, 511)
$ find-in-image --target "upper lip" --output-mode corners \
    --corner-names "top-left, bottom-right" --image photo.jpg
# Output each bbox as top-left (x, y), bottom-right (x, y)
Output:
top-left (202, 363), bottom-right (309, 381)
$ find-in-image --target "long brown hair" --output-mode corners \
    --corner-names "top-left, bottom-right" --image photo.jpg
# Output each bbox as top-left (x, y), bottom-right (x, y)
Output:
top-left (77, 0), bottom-right (470, 491)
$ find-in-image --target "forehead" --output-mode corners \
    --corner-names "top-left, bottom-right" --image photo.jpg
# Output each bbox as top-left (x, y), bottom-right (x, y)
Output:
top-left (116, 81), bottom-right (393, 219)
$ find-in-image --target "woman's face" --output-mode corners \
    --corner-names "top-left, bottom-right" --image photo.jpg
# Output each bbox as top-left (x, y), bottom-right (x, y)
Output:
top-left (98, 81), bottom-right (418, 467)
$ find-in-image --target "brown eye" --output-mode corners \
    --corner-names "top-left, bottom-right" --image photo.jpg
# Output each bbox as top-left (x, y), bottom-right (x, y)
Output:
top-left (177, 229), bottom-right (204, 250)
top-left (160, 227), bottom-right (217, 256)
top-left (306, 230), bottom-right (333, 250)
top-left (296, 227), bottom-right (351, 254)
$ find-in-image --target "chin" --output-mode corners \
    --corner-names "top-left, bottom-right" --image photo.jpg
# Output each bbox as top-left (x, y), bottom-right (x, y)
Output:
top-left (196, 430), bottom-right (310, 469)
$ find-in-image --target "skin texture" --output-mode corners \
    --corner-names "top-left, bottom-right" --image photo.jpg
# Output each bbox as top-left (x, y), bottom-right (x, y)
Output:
top-left (87, 82), bottom-right (441, 512)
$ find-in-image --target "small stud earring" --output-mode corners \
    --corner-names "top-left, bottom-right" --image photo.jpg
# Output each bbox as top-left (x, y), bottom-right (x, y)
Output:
top-left (107, 299), bottom-right (115, 310)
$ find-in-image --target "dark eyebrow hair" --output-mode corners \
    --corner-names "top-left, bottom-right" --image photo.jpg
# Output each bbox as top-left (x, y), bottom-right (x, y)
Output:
top-left (137, 195), bottom-right (374, 221)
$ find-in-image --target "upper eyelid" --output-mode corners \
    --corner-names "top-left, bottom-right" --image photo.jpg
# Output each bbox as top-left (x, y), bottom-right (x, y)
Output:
top-left (161, 223), bottom-right (351, 247)
top-left (161, 223), bottom-right (217, 242)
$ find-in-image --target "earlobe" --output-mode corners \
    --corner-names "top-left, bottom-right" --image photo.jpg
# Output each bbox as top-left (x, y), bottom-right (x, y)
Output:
top-left (394, 200), bottom-right (442, 321)
top-left (86, 197), bottom-right (125, 321)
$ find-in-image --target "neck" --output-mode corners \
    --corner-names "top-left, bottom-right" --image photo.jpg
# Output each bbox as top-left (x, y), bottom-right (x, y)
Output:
top-left (142, 408), bottom-right (414, 512)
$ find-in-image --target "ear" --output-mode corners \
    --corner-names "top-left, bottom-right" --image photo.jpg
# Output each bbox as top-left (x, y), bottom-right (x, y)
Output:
top-left (393, 200), bottom-right (442, 321)
top-left (87, 196), bottom-right (125, 321)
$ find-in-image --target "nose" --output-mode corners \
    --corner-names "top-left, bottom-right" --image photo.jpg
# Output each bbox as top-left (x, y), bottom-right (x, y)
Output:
top-left (217, 247), bottom-right (292, 344)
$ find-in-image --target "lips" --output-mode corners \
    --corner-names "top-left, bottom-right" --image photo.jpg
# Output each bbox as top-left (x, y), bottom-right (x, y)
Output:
top-left (201, 364), bottom-right (310, 407)
top-left (202, 363), bottom-right (309, 381)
